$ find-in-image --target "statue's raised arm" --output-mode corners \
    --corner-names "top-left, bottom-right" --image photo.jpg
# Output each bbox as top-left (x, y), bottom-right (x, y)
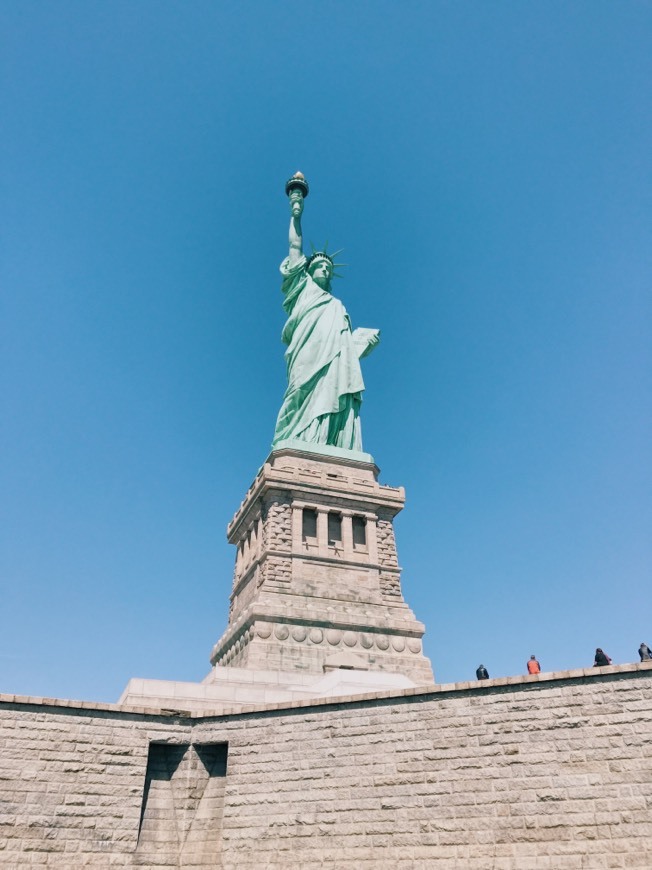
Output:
top-left (272, 173), bottom-right (380, 458)
top-left (285, 172), bottom-right (307, 268)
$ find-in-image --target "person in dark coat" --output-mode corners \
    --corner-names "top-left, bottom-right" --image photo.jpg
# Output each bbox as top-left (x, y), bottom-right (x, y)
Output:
top-left (476, 664), bottom-right (489, 680)
top-left (638, 642), bottom-right (652, 662)
top-left (594, 648), bottom-right (612, 667)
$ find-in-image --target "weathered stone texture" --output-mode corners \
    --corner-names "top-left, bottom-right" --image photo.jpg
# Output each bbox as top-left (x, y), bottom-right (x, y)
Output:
top-left (376, 512), bottom-right (399, 568)
top-left (379, 570), bottom-right (402, 599)
top-left (260, 554), bottom-right (291, 591)
top-left (262, 498), bottom-right (292, 551)
top-left (2, 664), bottom-right (652, 868)
top-left (0, 705), bottom-right (192, 868)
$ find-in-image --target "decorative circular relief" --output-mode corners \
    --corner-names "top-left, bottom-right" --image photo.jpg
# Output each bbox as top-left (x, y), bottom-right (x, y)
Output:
top-left (291, 626), bottom-right (307, 642)
top-left (256, 623), bottom-right (272, 639)
top-left (360, 634), bottom-right (373, 649)
top-left (391, 636), bottom-right (406, 652)
top-left (309, 628), bottom-right (324, 644)
top-left (326, 629), bottom-right (342, 646)
top-left (343, 631), bottom-right (357, 647)
top-left (407, 638), bottom-right (422, 654)
top-left (274, 625), bottom-right (289, 640)
top-left (376, 635), bottom-right (390, 650)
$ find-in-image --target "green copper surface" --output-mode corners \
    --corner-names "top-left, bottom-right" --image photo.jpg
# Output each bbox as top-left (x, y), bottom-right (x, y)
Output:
top-left (272, 177), bottom-right (380, 456)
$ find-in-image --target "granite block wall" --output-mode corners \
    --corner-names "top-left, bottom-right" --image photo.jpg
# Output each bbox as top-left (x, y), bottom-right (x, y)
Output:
top-left (1, 664), bottom-right (651, 869)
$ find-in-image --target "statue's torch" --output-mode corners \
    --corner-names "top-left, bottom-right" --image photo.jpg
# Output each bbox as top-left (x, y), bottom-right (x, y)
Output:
top-left (285, 171), bottom-right (309, 217)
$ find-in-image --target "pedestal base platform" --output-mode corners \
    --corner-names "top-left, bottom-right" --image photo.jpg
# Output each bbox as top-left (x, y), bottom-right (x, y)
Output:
top-left (119, 664), bottom-right (418, 714)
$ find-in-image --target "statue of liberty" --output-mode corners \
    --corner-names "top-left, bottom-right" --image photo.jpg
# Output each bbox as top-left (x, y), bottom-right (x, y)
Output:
top-left (272, 173), bottom-right (380, 453)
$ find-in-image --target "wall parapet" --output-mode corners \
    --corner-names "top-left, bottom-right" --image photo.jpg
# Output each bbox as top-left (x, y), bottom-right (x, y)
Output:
top-left (2, 660), bottom-right (650, 721)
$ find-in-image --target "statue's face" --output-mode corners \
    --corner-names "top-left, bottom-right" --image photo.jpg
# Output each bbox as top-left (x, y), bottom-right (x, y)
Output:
top-left (309, 257), bottom-right (332, 289)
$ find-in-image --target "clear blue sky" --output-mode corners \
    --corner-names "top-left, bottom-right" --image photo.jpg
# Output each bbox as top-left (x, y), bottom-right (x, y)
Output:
top-left (2, 2), bottom-right (650, 701)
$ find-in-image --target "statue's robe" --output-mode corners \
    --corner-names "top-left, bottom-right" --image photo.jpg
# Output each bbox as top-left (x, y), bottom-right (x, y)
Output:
top-left (272, 255), bottom-right (367, 451)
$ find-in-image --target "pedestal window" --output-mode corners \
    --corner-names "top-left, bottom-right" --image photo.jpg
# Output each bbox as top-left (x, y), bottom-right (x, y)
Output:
top-left (302, 507), bottom-right (317, 541)
top-left (328, 512), bottom-right (342, 546)
top-left (352, 516), bottom-right (367, 549)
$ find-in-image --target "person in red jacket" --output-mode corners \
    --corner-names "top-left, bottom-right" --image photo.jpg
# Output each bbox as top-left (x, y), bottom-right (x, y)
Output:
top-left (527, 655), bottom-right (541, 674)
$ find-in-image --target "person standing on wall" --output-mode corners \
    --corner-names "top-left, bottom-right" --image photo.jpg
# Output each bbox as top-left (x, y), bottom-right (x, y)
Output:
top-left (526, 655), bottom-right (541, 674)
top-left (594, 648), bottom-right (612, 667)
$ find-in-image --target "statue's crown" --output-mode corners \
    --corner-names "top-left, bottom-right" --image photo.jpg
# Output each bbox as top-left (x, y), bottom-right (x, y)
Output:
top-left (306, 251), bottom-right (334, 269)
top-left (306, 244), bottom-right (346, 278)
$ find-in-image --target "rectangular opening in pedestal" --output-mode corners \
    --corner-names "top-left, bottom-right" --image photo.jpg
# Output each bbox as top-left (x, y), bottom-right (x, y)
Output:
top-left (302, 508), bottom-right (317, 540)
top-left (328, 512), bottom-right (342, 545)
top-left (352, 516), bottom-right (367, 548)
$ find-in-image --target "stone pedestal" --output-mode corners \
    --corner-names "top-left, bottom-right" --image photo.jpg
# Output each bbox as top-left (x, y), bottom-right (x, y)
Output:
top-left (208, 447), bottom-right (434, 685)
